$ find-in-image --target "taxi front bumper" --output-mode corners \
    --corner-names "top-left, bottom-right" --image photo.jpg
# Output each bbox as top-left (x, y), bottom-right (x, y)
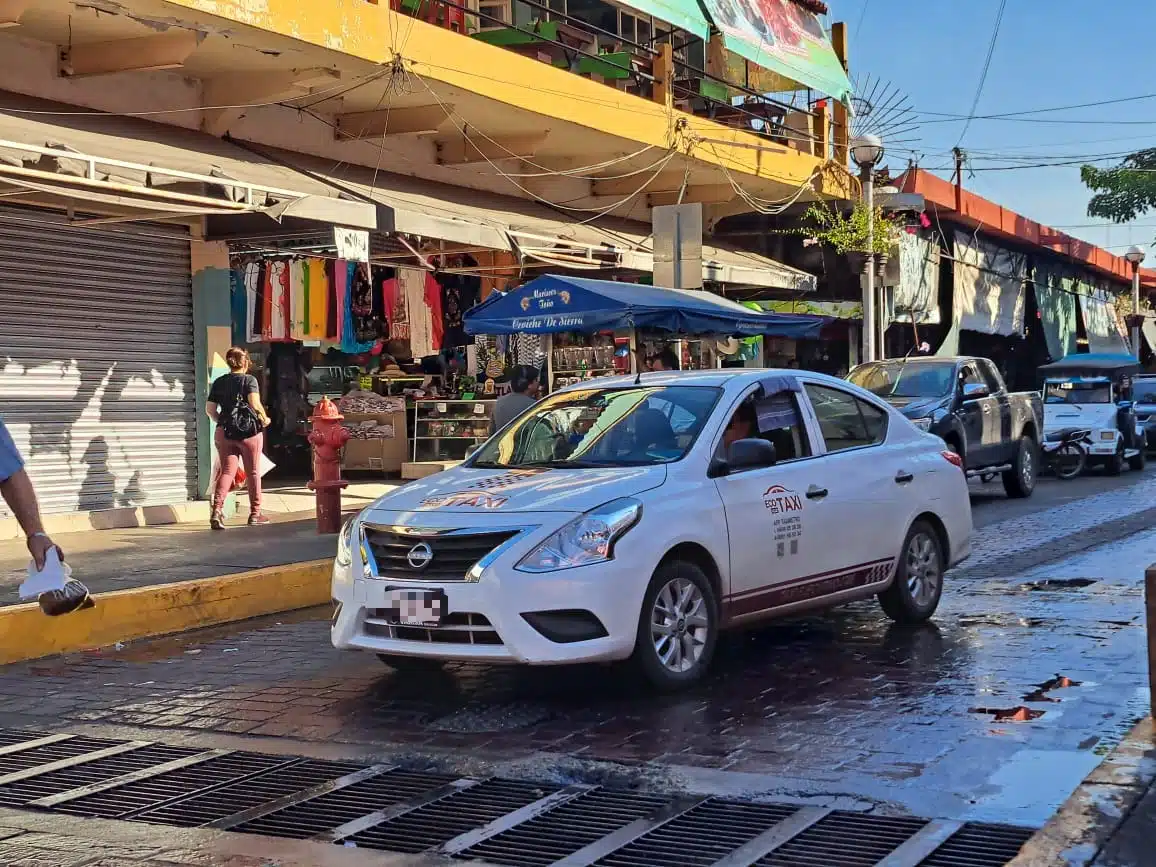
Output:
top-left (330, 518), bottom-right (650, 665)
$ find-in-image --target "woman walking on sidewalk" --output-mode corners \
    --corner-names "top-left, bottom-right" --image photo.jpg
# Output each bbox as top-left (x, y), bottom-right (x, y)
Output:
top-left (207, 347), bottom-right (271, 530)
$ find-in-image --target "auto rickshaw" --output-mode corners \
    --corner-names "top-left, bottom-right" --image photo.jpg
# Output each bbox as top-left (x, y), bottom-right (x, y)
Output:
top-left (1038, 353), bottom-right (1147, 476)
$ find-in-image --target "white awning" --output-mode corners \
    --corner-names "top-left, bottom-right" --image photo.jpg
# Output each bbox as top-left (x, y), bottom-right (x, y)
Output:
top-left (270, 148), bottom-right (815, 291)
top-left (0, 92), bottom-right (377, 230)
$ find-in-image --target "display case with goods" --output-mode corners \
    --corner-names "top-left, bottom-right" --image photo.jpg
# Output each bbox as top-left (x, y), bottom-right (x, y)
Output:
top-left (336, 391), bottom-right (408, 474)
top-left (547, 333), bottom-right (625, 390)
top-left (412, 399), bottom-right (495, 462)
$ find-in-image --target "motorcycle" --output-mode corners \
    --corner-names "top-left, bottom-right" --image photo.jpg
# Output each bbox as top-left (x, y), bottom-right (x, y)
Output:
top-left (1041, 429), bottom-right (1090, 480)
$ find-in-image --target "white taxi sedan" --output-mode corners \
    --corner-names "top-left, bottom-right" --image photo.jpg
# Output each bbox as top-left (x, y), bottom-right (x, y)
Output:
top-left (331, 369), bottom-right (971, 690)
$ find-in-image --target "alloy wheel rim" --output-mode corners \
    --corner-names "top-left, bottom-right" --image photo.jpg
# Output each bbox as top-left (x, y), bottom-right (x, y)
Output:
top-left (906, 533), bottom-right (941, 607)
top-left (651, 577), bottom-right (709, 673)
top-left (1021, 447), bottom-right (1034, 487)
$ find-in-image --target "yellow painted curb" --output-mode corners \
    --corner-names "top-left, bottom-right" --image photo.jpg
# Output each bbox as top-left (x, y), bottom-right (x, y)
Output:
top-left (0, 559), bottom-right (332, 665)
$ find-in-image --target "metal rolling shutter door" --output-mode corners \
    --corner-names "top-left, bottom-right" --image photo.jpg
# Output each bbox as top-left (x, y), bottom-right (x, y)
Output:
top-left (0, 205), bottom-right (196, 516)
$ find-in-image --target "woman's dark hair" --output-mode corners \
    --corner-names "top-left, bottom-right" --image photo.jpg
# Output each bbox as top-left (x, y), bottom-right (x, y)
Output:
top-left (656, 348), bottom-right (680, 371)
top-left (511, 365), bottom-right (540, 394)
top-left (225, 347), bottom-right (249, 372)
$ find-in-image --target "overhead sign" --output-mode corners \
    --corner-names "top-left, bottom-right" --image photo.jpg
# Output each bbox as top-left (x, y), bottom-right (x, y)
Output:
top-left (698, 0), bottom-right (853, 102)
top-left (335, 227), bottom-right (370, 263)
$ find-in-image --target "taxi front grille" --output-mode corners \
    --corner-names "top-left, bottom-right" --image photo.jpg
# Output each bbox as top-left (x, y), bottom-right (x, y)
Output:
top-left (363, 528), bottom-right (517, 582)
top-left (364, 611), bottom-right (502, 645)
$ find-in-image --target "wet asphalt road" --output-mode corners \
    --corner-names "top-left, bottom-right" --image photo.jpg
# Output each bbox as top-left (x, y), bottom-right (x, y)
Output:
top-left (0, 470), bottom-right (1153, 833)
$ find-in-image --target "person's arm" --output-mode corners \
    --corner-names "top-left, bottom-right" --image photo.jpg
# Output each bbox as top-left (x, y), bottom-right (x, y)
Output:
top-left (245, 377), bottom-right (271, 428)
top-left (206, 401), bottom-right (220, 423)
top-left (0, 420), bottom-right (59, 569)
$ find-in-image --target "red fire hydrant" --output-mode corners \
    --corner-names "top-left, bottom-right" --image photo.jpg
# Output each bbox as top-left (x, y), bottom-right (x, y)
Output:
top-left (307, 397), bottom-right (350, 534)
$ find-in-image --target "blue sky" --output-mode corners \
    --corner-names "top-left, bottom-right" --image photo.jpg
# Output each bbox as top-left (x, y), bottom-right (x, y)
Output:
top-left (844, 0), bottom-right (1156, 260)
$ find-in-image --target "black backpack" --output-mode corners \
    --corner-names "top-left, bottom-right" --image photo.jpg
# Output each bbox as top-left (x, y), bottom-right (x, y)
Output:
top-left (222, 393), bottom-right (261, 441)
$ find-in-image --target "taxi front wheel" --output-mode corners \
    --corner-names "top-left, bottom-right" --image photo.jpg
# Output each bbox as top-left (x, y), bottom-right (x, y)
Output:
top-left (631, 560), bottom-right (719, 691)
top-left (879, 521), bottom-right (944, 625)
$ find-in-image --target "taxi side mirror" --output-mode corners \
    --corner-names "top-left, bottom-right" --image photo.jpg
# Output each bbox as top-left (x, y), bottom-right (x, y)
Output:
top-left (711, 438), bottom-right (777, 477)
top-left (464, 444), bottom-right (482, 460)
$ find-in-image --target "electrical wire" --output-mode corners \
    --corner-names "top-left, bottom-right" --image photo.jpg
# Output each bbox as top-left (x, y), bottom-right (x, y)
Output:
top-left (918, 92), bottom-right (1156, 123)
top-left (955, 0), bottom-right (1007, 147)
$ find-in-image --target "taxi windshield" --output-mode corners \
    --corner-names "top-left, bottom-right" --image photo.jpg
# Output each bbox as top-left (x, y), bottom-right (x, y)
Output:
top-left (1044, 380), bottom-right (1113, 405)
top-left (470, 385), bottom-right (721, 469)
top-left (848, 361), bottom-right (955, 398)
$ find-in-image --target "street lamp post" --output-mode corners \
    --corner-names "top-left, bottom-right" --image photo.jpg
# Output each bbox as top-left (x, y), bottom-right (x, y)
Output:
top-left (851, 134), bottom-right (884, 364)
top-left (1125, 245), bottom-right (1146, 361)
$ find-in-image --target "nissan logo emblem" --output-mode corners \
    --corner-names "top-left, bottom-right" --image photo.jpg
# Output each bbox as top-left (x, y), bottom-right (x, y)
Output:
top-left (406, 542), bottom-right (434, 570)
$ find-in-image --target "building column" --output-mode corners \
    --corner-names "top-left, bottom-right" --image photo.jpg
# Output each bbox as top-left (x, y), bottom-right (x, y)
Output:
top-left (190, 236), bottom-right (233, 506)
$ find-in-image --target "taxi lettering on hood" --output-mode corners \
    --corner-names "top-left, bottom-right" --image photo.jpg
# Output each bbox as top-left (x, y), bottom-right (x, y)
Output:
top-left (418, 492), bottom-right (509, 509)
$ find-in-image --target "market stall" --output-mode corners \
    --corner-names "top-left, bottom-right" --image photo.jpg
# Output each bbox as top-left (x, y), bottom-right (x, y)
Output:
top-left (464, 274), bottom-right (827, 390)
top-left (227, 250), bottom-right (484, 478)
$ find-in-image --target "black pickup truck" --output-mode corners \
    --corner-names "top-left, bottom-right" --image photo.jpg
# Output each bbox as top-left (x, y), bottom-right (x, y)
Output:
top-left (847, 356), bottom-right (1043, 498)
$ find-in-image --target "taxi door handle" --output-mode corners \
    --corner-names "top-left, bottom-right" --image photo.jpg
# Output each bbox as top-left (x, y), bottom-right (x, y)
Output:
top-left (805, 485), bottom-right (828, 500)
top-left (895, 471), bottom-right (914, 484)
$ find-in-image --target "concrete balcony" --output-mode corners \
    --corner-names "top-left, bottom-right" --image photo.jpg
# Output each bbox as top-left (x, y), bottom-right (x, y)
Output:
top-left (0, 0), bottom-right (852, 224)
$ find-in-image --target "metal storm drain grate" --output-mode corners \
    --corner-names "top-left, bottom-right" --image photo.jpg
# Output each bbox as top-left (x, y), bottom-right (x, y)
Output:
top-left (0, 729), bottom-right (1035, 867)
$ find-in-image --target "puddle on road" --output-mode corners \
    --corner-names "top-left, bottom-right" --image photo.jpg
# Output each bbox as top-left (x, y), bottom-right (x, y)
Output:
top-left (970, 706), bottom-right (1047, 722)
top-left (1019, 578), bottom-right (1098, 591)
top-left (1023, 674), bottom-right (1082, 703)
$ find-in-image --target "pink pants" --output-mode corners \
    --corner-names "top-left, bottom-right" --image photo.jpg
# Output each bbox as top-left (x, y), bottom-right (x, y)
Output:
top-left (213, 428), bottom-right (263, 514)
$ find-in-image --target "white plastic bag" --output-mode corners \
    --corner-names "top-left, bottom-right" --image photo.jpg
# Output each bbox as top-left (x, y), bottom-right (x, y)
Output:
top-left (206, 452), bottom-right (277, 497)
top-left (18, 547), bottom-right (71, 600)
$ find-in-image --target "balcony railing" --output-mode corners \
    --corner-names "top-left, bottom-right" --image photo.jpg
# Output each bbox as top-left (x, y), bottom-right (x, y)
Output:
top-left (387, 0), bottom-right (838, 160)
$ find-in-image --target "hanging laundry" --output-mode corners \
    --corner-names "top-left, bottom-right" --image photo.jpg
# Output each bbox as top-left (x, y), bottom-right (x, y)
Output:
top-left (326, 259), bottom-right (340, 340)
top-left (230, 268), bottom-right (247, 347)
top-left (307, 259), bottom-right (328, 338)
top-left (424, 271), bottom-right (444, 352)
top-left (333, 259), bottom-right (348, 344)
top-left (244, 262), bottom-right (261, 343)
top-left (340, 261), bottom-right (376, 353)
top-left (265, 260), bottom-right (291, 340)
top-left (289, 259), bottom-right (307, 341)
top-left (301, 259), bottom-right (311, 339)
top-left (399, 267), bottom-right (436, 358)
top-left (384, 274), bottom-right (409, 341)
top-left (439, 273), bottom-right (479, 348)
top-left (260, 261), bottom-right (274, 341)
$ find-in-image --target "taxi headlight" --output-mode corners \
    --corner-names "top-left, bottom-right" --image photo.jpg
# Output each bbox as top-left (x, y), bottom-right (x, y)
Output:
top-left (911, 417), bottom-right (933, 432)
top-left (516, 498), bottom-right (642, 573)
top-left (1100, 431), bottom-right (1116, 441)
top-left (336, 517), bottom-right (356, 567)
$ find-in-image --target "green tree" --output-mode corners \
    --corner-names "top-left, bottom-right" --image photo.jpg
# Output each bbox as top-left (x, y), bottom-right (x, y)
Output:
top-left (1081, 149), bottom-right (1156, 222)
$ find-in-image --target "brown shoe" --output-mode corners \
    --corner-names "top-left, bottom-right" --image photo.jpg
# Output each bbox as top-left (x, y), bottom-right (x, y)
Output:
top-left (210, 511), bottom-right (226, 531)
top-left (248, 513), bottom-right (271, 526)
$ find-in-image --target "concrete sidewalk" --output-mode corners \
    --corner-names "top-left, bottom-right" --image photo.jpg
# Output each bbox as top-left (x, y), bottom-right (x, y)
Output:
top-left (1011, 717), bottom-right (1156, 866)
top-left (0, 511), bottom-right (338, 607)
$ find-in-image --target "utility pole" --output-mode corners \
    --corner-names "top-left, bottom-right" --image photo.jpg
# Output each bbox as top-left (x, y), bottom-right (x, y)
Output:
top-left (952, 147), bottom-right (964, 212)
top-left (1126, 246), bottom-right (1146, 360)
top-left (852, 135), bottom-right (884, 364)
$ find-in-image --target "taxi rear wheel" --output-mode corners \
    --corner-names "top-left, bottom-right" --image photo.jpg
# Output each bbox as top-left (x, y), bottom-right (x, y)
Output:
top-left (879, 521), bottom-right (944, 626)
top-left (631, 560), bottom-right (718, 691)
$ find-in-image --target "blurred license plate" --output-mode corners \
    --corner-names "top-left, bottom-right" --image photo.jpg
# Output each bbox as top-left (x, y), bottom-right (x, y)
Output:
top-left (385, 588), bottom-right (445, 627)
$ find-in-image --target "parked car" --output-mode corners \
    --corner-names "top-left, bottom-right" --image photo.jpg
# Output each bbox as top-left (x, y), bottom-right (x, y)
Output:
top-left (331, 369), bottom-right (973, 690)
top-left (847, 356), bottom-right (1043, 498)
top-left (1133, 374), bottom-right (1156, 454)
top-left (1040, 353), bottom-right (1146, 475)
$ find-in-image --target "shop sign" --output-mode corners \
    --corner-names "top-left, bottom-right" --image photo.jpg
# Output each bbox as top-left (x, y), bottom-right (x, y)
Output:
top-left (335, 227), bottom-right (370, 263)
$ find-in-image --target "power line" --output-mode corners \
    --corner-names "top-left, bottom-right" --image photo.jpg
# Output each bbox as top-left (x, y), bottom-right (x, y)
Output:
top-left (919, 91), bottom-right (1156, 123)
top-left (956, 0), bottom-right (1008, 147)
top-left (853, 0), bottom-right (870, 40)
